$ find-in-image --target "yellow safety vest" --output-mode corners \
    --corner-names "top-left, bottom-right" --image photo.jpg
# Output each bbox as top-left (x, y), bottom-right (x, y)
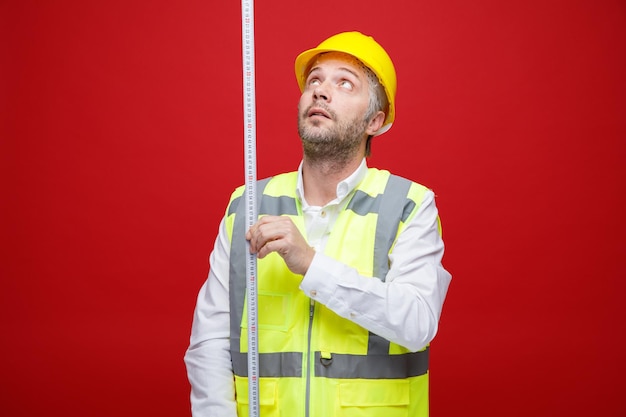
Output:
top-left (226, 168), bottom-right (431, 417)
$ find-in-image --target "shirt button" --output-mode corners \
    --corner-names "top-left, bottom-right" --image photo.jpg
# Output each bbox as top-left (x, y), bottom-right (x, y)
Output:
top-left (310, 290), bottom-right (317, 297)
top-left (321, 210), bottom-right (326, 218)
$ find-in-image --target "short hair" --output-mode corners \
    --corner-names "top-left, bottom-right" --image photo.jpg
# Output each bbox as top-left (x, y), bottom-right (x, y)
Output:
top-left (360, 63), bottom-right (388, 156)
top-left (360, 62), bottom-right (388, 124)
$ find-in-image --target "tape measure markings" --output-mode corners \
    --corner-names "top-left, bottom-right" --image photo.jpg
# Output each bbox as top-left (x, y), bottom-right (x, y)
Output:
top-left (241, 0), bottom-right (259, 416)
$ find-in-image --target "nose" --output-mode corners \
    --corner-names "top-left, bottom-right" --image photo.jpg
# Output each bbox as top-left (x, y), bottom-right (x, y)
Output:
top-left (313, 82), bottom-right (330, 102)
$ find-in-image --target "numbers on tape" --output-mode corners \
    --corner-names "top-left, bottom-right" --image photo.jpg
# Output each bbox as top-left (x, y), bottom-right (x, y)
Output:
top-left (240, 0), bottom-right (259, 416)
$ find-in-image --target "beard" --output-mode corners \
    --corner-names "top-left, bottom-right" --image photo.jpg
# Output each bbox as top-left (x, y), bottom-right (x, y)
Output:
top-left (297, 103), bottom-right (369, 166)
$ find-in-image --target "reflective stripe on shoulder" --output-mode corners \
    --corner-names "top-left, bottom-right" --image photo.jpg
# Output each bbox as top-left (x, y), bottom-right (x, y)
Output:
top-left (228, 178), bottom-right (272, 355)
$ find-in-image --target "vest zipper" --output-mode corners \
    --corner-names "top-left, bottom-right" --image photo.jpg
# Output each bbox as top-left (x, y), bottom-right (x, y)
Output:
top-left (304, 298), bottom-right (315, 417)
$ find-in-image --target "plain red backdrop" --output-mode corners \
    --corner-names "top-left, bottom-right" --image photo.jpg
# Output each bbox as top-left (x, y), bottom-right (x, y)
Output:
top-left (2, 1), bottom-right (625, 416)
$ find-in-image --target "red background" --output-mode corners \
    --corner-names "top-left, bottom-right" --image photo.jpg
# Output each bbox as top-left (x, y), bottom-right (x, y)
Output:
top-left (2, 1), bottom-right (625, 416)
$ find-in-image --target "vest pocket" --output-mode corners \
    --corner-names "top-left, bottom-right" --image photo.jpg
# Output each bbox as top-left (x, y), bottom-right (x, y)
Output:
top-left (241, 291), bottom-right (292, 331)
top-left (235, 376), bottom-right (280, 417)
top-left (337, 379), bottom-right (410, 417)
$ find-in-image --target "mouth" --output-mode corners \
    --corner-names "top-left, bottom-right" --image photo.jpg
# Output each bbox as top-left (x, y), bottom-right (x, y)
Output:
top-left (307, 106), bottom-right (331, 119)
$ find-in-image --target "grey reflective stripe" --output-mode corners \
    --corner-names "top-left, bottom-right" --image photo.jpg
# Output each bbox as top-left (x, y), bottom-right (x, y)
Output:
top-left (227, 197), bottom-right (240, 217)
top-left (351, 175), bottom-right (414, 356)
top-left (260, 195), bottom-right (299, 216)
top-left (372, 175), bottom-right (414, 281)
top-left (228, 178), bottom-right (272, 355)
top-left (232, 351), bottom-right (303, 377)
top-left (229, 193), bottom-right (299, 217)
top-left (231, 349), bottom-right (429, 379)
top-left (314, 348), bottom-right (429, 379)
top-left (345, 189), bottom-right (381, 216)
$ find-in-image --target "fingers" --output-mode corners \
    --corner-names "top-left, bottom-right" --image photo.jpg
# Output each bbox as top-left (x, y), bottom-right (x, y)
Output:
top-left (246, 216), bottom-right (291, 255)
top-left (245, 216), bottom-right (314, 275)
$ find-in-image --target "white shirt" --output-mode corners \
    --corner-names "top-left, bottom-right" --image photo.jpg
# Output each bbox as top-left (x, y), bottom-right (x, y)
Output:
top-left (184, 159), bottom-right (452, 417)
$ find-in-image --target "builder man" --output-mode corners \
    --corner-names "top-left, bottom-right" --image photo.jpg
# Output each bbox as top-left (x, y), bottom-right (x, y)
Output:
top-left (185, 31), bottom-right (452, 417)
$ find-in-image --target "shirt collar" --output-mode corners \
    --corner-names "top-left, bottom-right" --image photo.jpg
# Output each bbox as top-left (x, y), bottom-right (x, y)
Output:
top-left (296, 158), bottom-right (369, 207)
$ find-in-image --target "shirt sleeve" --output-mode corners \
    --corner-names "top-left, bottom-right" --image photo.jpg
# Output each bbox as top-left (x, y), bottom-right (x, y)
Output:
top-left (299, 189), bottom-right (452, 352)
top-left (184, 217), bottom-right (237, 417)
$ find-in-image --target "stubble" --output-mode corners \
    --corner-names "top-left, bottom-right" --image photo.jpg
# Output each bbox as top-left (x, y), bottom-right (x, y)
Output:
top-left (298, 103), bottom-right (369, 169)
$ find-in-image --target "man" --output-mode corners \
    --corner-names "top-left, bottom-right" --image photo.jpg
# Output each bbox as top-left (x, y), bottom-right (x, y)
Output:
top-left (184, 31), bottom-right (452, 417)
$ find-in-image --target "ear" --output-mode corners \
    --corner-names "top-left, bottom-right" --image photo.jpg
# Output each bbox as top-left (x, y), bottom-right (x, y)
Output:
top-left (365, 111), bottom-right (386, 136)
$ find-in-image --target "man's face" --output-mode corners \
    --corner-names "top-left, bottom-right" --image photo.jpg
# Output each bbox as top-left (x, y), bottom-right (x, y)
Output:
top-left (297, 52), bottom-right (373, 157)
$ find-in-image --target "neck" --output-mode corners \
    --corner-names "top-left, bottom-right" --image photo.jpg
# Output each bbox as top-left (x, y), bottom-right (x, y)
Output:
top-left (301, 156), bottom-right (363, 206)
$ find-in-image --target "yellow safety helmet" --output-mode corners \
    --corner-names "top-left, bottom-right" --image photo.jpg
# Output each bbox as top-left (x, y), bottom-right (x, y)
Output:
top-left (294, 31), bottom-right (397, 136)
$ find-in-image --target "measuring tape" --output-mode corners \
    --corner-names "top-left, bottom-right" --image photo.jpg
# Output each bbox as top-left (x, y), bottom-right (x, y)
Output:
top-left (240, 0), bottom-right (259, 416)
